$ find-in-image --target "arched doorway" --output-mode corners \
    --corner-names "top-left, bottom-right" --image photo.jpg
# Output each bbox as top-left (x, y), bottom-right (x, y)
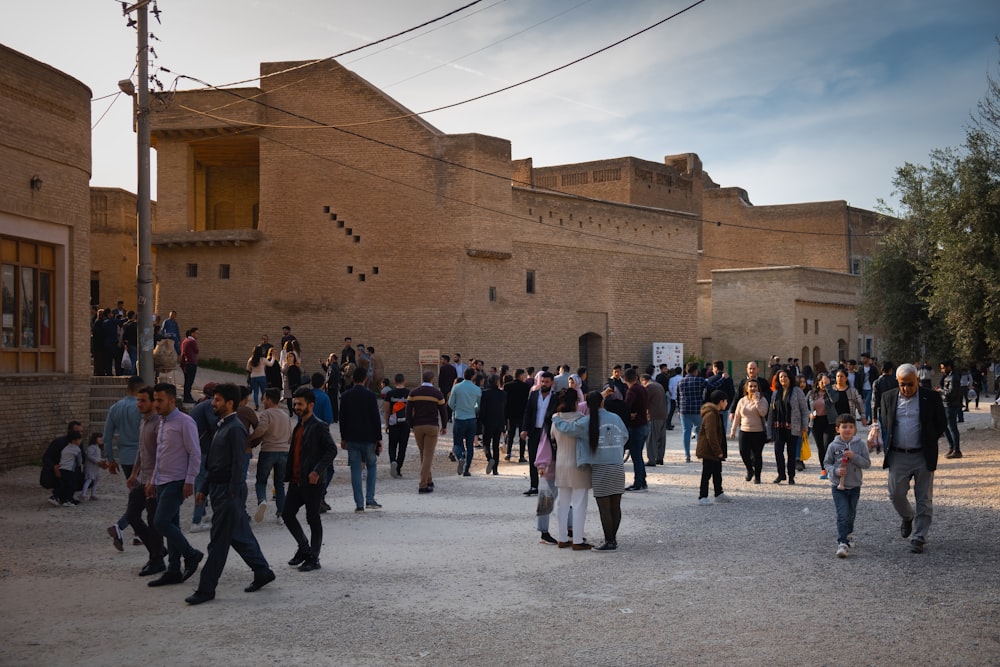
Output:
top-left (578, 332), bottom-right (604, 382)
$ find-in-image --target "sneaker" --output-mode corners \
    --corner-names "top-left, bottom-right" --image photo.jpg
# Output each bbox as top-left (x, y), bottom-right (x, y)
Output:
top-left (457, 458), bottom-right (465, 475)
top-left (47, 496), bottom-right (60, 507)
top-left (847, 533), bottom-right (855, 548)
top-left (714, 493), bottom-right (731, 503)
top-left (132, 536), bottom-right (143, 546)
top-left (391, 464), bottom-right (401, 478)
top-left (366, 501), bottom-right (382, 510)
top-left (485, 460), bottom-right (495, 475)
top-left (910, 539), bottom-right (925, 554)
top-left (107, 525), bottom-right (125, 552)
top-left (698, 497), bottom-right (713, 506)
top-left (190, 521), bottom-right (210, 533)
top-left (819, 471), bottom-right (828, 480)
top-left (254, 501), bottom-right (267, 523)
top-left (836, 543), bottom-right (849, 558)
top-left (593, 542), bottom-right (618, 552)
top-left (945, 450), bottom-right (963, 459)
top-left (62, 501), bottom-right (76, 507)
top-left (539, 532), bottom-right (557, 545)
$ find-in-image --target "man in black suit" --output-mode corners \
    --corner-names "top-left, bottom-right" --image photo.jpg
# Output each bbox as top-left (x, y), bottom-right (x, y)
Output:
top-left (519, 371), bottom-right (556, 496)
top-left (503, 369), bottom-right (531, 462)
top-left (880, 363), bottom-right (946, 554)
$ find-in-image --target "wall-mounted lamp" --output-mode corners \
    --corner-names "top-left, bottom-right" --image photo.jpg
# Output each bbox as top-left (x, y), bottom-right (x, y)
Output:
top-left (30, 175), bottom-right (43, 191)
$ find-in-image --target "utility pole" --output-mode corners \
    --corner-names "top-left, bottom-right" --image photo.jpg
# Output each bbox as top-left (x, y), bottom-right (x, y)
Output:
top-left (125, 0), bottom-right (155, 385)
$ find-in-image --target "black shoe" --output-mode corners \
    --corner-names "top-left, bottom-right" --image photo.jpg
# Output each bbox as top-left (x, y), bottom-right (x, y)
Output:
top-left (107, 525), bottom-right (124, 552)
top-left (910, 539), bottom-right (925, 554)
top-left (427, 481), bottom-right (435, 489)
top-left (504, 455), bottom-right (511, 461)
top-left (185, 590), bottom-right (215, 605)
top-left (946, 450), bottom-right (963, 459)
top-left (139, 559), bottom-right (166, 577)
top-left (518, 457), bottom-right (528, 463)
top-left (900, 517), bottom-right (913, 538)
top-left (657, 460), bottom-right (664, 465)
top-left (795, 460), bottom-right (805, 472)
top-left (288, 548), bottom-right (310, 566)
top-left (148, 570), bottom-right (184, 587)
top-left (298, 560), bottom-right (321, 572)
top-left (366, 501), bottom-right (382, 509)
top-left (523, 488), bottom-right (538, 496)
top-left (594, 542), bottom-right (618, 551)
top-left (539, 532), bottom-right (557, 545)
top-left (745, 471), bottom-right (753, 482)
top-left (448, 452), bottom-right (457, 462)
top-left (646, 461), bottom-right (657, 467)
top-left (773, 476), bottom-right (786, 484)
top-left (418, 486), bottom-right (433, 494)
top-left (245, 569), bottom-right (276, 592)
top-left (788, 478), bottom-right (796, 485)
top-left (319, 500), bottom-right (331, 513)
top-left (182, 551), bottom-right (204, 581)
top-left (462, 471), bottom-right (471, 477)
top-left (754, 477), bottom-right (761, 484)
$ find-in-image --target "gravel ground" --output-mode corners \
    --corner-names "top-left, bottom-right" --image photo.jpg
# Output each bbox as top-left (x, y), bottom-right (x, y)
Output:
top-left (1, 375), bottom-right (998, 666)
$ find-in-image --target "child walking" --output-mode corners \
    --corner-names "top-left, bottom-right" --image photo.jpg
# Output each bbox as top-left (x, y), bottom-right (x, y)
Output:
top-left (697, 390), bottom-right (731, 505)
top-left (81, 434), bottom-right (104, 500)
top-left (55, 430), bottom-right (84, 506)
top-left (823, 413), bottom-right (871, 558)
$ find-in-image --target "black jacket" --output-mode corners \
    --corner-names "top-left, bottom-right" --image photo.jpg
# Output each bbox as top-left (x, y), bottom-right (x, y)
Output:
top-left (504, 379), bottom-right (531, 423)
top-left (479, 387), bottom-right (507, 431)
top-left (201, 413), bottom-right (247, 494)
top-left (339, 385), bottom-right (383, 443)
top-left (285, 414), bottom-right (338, 484)
top-left (880, 386), bottom-right (946, 472)
top-left (521, 388), bottom-right (557, 435)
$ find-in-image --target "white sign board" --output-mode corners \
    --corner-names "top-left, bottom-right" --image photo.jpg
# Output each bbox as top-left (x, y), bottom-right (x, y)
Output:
top-left (652, 342), bottom-right (683, 369)
top-left (418, 349), bottom-right (440, 365)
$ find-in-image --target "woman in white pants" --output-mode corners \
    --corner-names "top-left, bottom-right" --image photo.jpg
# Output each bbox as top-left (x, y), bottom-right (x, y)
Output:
top-left (547, 389), bottom-right (592, 550)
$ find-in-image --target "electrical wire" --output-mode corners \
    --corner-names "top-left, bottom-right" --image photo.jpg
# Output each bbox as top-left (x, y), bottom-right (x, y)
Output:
top-left (92, 91), bottom-right (123, 130)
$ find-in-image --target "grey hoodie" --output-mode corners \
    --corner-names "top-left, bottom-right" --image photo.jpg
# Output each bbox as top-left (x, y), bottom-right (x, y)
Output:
top-left (823, 435), bottom-right (871, 489)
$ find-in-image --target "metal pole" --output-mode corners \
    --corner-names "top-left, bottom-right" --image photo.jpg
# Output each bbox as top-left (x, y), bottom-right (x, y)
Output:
top-left (135, 1), bottom-right (155, 385)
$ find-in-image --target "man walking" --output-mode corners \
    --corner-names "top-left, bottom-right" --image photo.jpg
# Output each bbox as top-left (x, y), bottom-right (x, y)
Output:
top-left (938, 359), bottom-right (963, 458)
top-left (384, 373), bottom-right (410, 478)
top-left (103, 375), bottom-right (143, 551)
top-left (641, 374), bottom-right (667, 466)
top-left (504, 369), bottom-right (530, 461)
top-left (250, 388), bottom-right (292, 523)
top-left (677, 362), bottom-right (726, 463)
top-left (146, 383), bottom-right (203, 587)
top-left (185, 383), bottom-right (274, 605)
top-left (282, 387), bottom-right (338, 572)
top-left (179, 328), bottom-right (200, 404)
top-left (125, 386), bottom-right (165, 577)
top-left (340, 367), bottom-right (383, 511)
top-left (624, 368), bottom-right (650, 491)
top-left (406, 370), bottom-right (448, 494)
top-left (880, 363), bottom-right (946, 554)
top-left (448, 368), bottom-right (482, 476)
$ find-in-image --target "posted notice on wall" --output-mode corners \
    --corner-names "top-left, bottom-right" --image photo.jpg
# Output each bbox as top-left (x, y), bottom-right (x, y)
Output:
top-left (652, 343), bottom-right (683, 369)
top-left (418, 349), bottom-right (440, 366)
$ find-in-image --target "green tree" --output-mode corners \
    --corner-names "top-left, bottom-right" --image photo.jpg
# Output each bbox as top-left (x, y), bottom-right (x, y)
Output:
top-left (863, 50), bottom-right (1000, 364)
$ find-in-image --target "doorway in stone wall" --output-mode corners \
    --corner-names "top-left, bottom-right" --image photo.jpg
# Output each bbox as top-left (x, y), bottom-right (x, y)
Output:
top-left (578, 332), bottom-right (604, 382)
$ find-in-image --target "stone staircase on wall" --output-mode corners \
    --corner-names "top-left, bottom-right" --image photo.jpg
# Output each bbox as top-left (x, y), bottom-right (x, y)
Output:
top-left (89, 376), bottom-right (129, 435)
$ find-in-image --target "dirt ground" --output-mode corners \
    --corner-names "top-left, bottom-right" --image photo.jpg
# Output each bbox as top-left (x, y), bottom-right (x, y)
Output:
top-left (1, 387), bottom-right (998, 666)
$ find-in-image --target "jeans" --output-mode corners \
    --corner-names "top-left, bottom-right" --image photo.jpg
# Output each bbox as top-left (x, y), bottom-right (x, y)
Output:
top-left (831, 485), bottom-right (861, 544)
top-left (944, 406), bottom-right (961, 451)
top-left (153, 480), bottom-right (201, 573)
top-left (680, 413), bottom-right (702, 460)
top-left (452, 418), bottom-right (477, 472)
top-left (346, 441), bottom-right (377, 508)
top-left (862, 388), bottom-right (873, 422)
top-left (250, 376), bottom-right (267, 409)
top-left (255, 451), bottom-right (287, 515)
top-left (627, 423), bottom-right (650, 487)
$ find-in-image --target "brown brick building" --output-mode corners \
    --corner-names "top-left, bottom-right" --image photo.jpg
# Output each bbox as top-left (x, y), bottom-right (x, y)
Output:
top-left (0, 45), bottom-right (92, 467)
top-left (146, 57), bottom-right (878, 384)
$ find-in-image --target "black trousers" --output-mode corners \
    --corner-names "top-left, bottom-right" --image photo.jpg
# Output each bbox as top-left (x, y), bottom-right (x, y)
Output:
top-left (198, 483), bottom-right (269, 594)
top-left (126, 484), bottom-right (164, 560)
top-left (505, 417), bottom-right (525, 458)
top-left (526, 427), bottom-right (542, 489)
top-left (388, 423), bottom-right (410, 468)
top-left (738, 430), bottom-right (766, 480)
top-left (699, 458), bottom-right (723, 498)
top-left (282, 482), bottom-right (324, 560)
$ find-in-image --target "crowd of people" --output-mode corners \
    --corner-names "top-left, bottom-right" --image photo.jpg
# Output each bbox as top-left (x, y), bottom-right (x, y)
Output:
top-left (50, 327), bottom-right (994, 603)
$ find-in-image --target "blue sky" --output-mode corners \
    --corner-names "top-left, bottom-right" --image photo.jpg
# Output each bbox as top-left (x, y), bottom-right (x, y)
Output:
top-left (2, 0), bottom-right (998, 210)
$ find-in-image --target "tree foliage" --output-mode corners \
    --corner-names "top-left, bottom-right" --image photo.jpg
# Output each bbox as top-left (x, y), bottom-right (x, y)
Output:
top-left (862, 47), bottom-right (1000, 365)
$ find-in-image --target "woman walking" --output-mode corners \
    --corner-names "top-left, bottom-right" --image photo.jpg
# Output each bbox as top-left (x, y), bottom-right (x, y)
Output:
top-left (771, 369), bottom-right (808, 484)
top-left (729, 378), bottom-right (769, 484)
top-left (806, 373), bottom-right (836, 479)
top-left (246, 345), bottom-right (274, 410)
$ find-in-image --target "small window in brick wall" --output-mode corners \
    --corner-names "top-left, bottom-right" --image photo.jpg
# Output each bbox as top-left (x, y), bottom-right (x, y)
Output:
top-left (526, 270), bottom-right (535, 294)
top-left (359, 273), bottom-right (366, 282)
top-left (219, 264), bottom-right (231, 279)
top-left (489, 286), bottom-right (496, 302)
top-left (186, 263), bottom-right (198, 278)
top-left (347, 266), bottom-right (353, 274)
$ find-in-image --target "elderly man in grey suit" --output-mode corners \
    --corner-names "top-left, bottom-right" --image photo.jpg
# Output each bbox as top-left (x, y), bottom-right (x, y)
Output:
top-left (879, 363), bottom-right (946, 554)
